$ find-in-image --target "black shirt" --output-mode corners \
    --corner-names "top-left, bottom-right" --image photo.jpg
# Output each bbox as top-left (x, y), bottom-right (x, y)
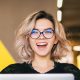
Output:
top-left (1, 62), bottom-right (80, 80)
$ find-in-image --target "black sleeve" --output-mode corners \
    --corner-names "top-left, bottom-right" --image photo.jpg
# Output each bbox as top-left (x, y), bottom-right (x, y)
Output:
top-left (64, 64), bottom-right (80, 80)
top-left (1, 63), bottom-right (23, 73)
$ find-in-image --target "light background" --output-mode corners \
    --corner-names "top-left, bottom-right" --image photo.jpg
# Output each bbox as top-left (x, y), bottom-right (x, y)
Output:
top-left (0, 0), bottom-right (57, 62)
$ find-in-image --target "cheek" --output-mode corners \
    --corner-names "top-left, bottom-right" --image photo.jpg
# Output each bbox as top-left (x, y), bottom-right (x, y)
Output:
top-left (48, 37), bottom-right (56, 47)
top-left (29, 38), bottom-right (36, 48)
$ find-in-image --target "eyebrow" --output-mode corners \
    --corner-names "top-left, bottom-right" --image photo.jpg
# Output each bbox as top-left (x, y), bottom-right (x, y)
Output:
top-left (33, 28), bottom-right (54, 31)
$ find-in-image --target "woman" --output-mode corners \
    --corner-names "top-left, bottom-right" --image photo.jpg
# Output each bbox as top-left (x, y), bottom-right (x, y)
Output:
top-left (1, 11), bottom-right (80, 80)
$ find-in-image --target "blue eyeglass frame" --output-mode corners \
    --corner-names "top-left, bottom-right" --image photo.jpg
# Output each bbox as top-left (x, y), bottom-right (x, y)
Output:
top-left (30, 28), bottom-right (55, 39)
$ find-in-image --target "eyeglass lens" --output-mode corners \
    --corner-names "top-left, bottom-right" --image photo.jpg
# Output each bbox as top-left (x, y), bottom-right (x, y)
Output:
top-left (31, 28), bottom-right (54, 39)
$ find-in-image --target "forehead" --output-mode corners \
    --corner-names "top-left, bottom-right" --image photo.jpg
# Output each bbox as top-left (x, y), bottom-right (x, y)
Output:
top-left (34, 18), bottom-right (54, 31)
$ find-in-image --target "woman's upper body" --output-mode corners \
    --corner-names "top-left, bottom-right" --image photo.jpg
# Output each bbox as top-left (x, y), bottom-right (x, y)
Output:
top-left (1, 62), bottom-right (80, 80)
top-left (1, 11), bottom-right (80, 80)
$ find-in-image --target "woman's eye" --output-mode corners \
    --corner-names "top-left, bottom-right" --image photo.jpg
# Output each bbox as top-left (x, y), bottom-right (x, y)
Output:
top-left (45, 30), bottom-right (53, 33)
top-left (31, 30), bottom-right (38, 34)
top-left (47, 31), bottom-right (52, 33)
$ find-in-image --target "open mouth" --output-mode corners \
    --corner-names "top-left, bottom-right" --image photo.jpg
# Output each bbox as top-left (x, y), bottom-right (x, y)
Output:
top-left (36, 42), bottom-right (48, 48)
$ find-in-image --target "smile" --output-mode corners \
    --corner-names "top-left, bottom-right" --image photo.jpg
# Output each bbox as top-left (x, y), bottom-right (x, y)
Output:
top-left (36, 42), bottom-right (48, 48)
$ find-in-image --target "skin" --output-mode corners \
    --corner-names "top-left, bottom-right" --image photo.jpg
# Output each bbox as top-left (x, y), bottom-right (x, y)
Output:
top-left (29, 18), bottom-right (57, 73)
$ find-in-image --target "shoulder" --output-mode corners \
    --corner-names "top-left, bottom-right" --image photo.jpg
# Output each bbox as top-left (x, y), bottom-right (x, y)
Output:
top-left (1, 62), bottom-right (30, 73)
top-left (56, 62), bottom-right (79, 72)
top-left (56, 62), bottom-right (80, 80)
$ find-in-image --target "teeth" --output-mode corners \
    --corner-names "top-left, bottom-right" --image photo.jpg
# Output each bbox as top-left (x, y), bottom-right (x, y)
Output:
top-left (36, 42), bottom-right (47, 46)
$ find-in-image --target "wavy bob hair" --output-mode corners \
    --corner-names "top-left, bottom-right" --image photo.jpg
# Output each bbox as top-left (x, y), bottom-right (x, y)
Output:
top-left (15, 11), bottom-right (73, 63)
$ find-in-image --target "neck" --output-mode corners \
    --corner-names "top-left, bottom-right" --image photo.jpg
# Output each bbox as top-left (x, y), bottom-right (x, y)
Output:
top-left (32, 53), bottom-right (53, 67)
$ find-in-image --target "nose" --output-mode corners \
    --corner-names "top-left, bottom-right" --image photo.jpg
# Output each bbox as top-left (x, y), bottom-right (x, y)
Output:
top-left (39, 32), bottom-right (45, 39)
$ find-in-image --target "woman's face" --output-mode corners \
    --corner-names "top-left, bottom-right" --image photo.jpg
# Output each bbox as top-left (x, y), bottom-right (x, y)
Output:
top-left (29, 18), bottom-right (57, 57)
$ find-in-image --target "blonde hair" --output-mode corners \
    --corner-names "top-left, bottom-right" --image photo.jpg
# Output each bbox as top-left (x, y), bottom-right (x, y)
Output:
top-left (15, 11), bottom-right (73, 64)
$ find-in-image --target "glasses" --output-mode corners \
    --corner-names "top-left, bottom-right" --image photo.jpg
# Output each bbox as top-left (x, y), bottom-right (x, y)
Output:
top-left (30, 28), bottom-right (55, 39)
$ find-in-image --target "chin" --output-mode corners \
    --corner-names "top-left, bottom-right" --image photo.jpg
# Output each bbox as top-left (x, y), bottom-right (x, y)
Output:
top-left (33, 46), bottom-right (51, 57)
